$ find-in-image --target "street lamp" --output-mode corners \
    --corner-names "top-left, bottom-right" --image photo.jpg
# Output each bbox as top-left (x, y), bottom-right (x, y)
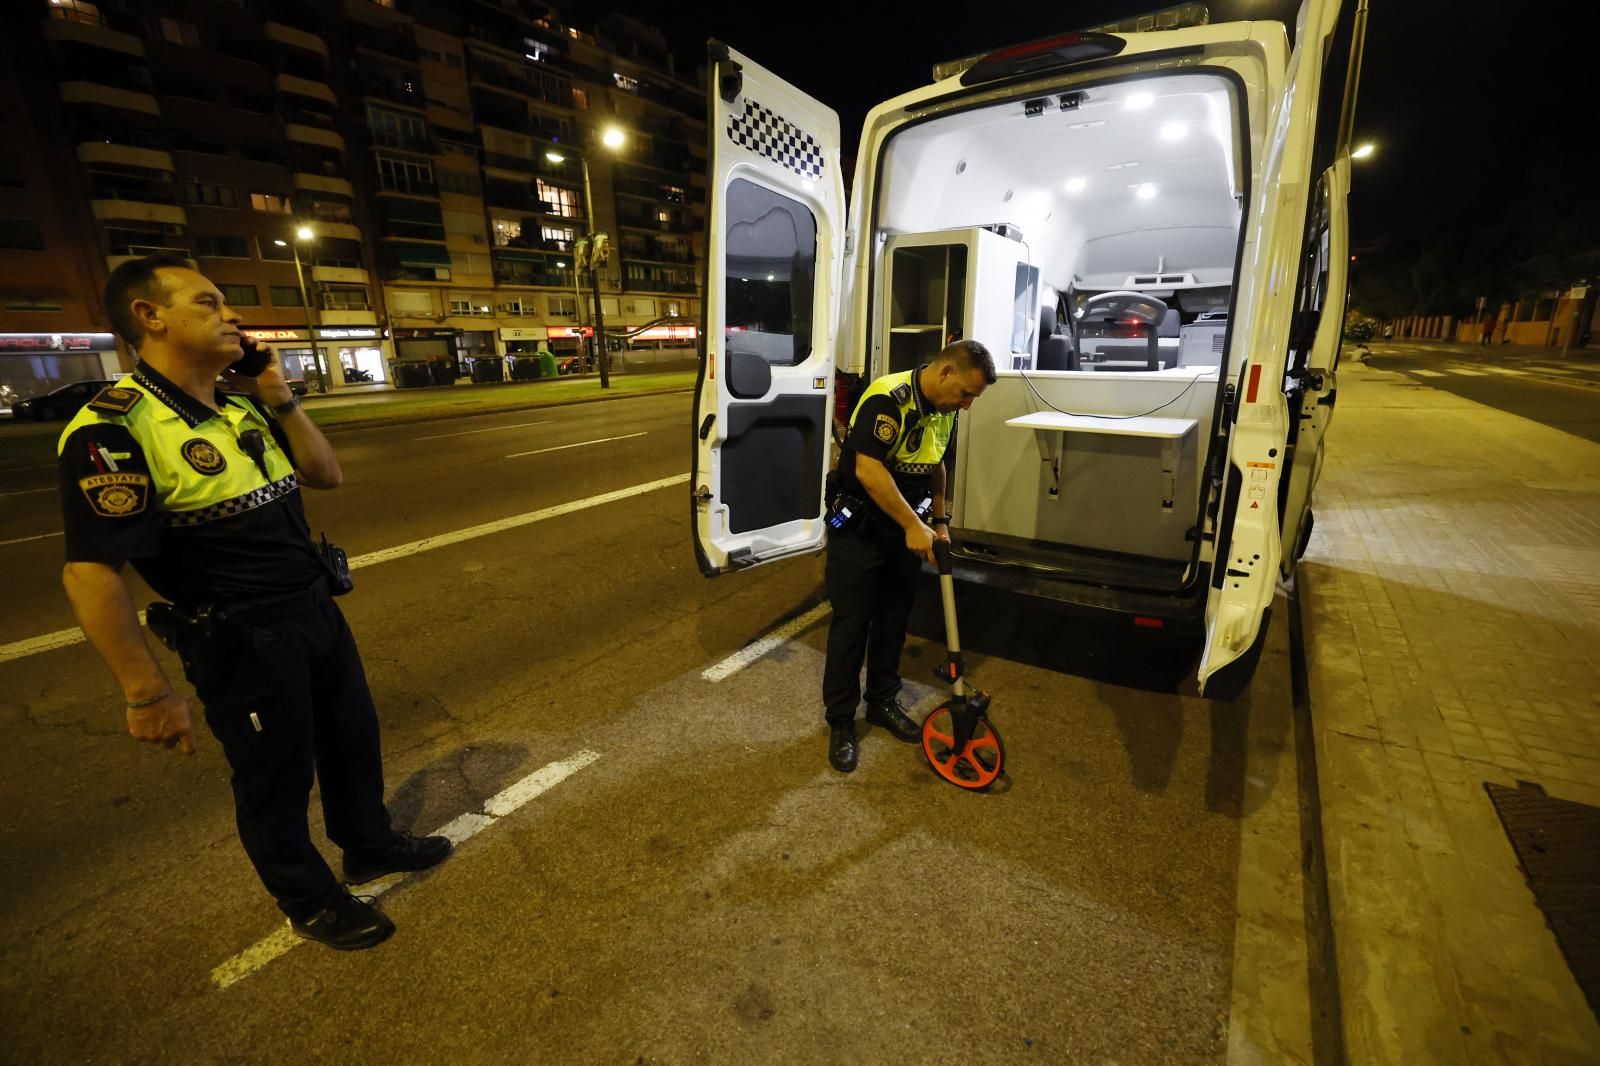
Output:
top-left (277, 224), bottom-right (325, 392)
top-left (1351, 142), bottom-right (1376, 160)
top-left (545, 124), bottom-right (626, 389)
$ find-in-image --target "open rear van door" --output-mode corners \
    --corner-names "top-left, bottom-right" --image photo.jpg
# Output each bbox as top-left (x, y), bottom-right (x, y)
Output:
top-left (1198, 0), bottom-right (1351, 696)
top-left (691, 43), bottom-right (848, 576)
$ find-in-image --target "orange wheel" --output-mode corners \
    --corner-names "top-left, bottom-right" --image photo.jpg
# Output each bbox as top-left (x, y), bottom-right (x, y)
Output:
top-left (920, 704), bottom-right (1004, 791)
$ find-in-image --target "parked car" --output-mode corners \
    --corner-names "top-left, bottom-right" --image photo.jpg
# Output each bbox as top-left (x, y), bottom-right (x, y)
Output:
top-left (558, 354), bottom-right (594, 375)
top-left (10, 380), bottom-right (118, 421)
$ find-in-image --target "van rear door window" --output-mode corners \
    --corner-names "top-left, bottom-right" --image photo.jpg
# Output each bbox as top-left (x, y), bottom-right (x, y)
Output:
top-left (723, 177), bottom-right (817, 367)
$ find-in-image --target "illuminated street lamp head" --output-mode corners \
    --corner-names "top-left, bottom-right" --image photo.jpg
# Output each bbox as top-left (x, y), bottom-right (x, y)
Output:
top-left (295, 225), bottom-right (315, 241)
top-left (1351, 143), bottom-right (1376, 160)
top-left (545, 150), bottom-right (566, 164)
top-left (601, 126), bottom-right (625, 150)
top-left (273, 239), bottom-right (288, 247)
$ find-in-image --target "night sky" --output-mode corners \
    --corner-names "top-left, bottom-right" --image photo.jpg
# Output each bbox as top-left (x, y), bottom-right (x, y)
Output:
top-left (600, 1), bottom-right (1594, 254)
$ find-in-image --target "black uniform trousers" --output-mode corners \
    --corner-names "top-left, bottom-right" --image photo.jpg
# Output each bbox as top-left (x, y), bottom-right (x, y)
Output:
top-left (180, 583), bottom-right (391, 921)
top-left (822, 518), bottom-right (922, 725)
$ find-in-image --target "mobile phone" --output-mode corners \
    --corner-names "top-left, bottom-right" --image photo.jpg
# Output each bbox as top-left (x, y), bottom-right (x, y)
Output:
top-left (228, 334), bottom-right (272, 377)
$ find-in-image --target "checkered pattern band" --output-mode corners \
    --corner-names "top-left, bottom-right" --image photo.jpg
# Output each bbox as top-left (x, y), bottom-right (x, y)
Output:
top-left (162, 474), bottom-right (300, 527)
top-left (892, 461), bottom-right (940, 476)
top-left (727, 99), bottom-right (824, 180)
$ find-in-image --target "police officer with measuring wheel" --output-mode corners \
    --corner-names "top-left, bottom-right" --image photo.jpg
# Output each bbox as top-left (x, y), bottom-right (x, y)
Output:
top-left (57, 253), bottom-right (449, 951)
top-left (823, 340), bottom-right (996, 772)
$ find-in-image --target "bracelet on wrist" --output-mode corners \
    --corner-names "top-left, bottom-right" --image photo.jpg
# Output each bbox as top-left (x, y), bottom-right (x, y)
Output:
top-left (126, 692), bottom-right (171, 709)
top-left (269, 396), bottom-right (302, 418)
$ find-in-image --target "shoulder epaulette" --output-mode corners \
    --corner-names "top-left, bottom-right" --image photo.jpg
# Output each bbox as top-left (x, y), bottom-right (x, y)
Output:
top-left (86, 386), bottom-right (144, 415)
top-left (890, 383), bottom-right (912, 406)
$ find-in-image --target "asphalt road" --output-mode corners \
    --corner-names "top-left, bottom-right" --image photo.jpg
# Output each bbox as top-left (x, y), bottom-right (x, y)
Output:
top-left (1358, 341), bottom-right (1600, 444)
top-left (1, 392), bottom-right (1247, 1063)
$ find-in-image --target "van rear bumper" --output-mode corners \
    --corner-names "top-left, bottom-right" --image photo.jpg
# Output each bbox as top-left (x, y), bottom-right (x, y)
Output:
top-left (945, 556), bottom-right (1210, 634)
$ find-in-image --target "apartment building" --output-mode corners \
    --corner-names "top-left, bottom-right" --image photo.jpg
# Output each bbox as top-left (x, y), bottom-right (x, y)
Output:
top-left (0, 0), bottom-right (706, 402)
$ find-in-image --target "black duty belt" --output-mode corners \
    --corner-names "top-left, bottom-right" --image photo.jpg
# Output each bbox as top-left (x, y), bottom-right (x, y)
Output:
top-left (207, 579), bottom-right (330, 626)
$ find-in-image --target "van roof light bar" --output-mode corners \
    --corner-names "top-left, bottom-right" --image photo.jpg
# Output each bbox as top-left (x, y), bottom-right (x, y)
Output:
top-left (932, 4), bottom-right (1208, 83)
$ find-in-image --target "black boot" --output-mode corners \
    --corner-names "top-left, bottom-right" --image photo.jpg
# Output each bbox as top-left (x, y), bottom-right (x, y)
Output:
top-left (828, 722), bottom-right (859, 773)
top-left (290, 890), bottom-right (395, 951)
top-left (343, 830), bottom-right (453, 885)
top-left (866, 698), bottom-right (922, 743)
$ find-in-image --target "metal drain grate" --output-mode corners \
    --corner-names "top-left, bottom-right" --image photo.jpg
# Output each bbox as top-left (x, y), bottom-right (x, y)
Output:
top-left (1486, 781), bottom-right (1600, 1019)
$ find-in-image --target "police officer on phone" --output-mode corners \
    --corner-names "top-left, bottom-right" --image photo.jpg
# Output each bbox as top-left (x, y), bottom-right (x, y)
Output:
top-left (57, 253), bottom-right (449, 950)
top-left (822, 340), bottom-right (996, 773)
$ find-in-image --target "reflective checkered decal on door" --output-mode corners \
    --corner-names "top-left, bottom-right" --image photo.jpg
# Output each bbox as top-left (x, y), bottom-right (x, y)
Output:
top-left (726, 99), bottom-right (824, 180)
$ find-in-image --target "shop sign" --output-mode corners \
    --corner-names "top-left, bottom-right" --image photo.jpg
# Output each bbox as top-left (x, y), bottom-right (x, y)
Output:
top-left (394, 329), bottom-right (458, 338)
top-left (0, 332), bottom-right (115, 353)
top-left (315, 327), bottom-right (386, 340)
top-left (499, 327), bottom-right (548, 341)
top-left (241, 328), bottom-right (307, 342)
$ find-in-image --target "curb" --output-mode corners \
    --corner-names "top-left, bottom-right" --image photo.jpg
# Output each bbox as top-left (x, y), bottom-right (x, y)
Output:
top-left (308, 384), bottom-right (696, 435)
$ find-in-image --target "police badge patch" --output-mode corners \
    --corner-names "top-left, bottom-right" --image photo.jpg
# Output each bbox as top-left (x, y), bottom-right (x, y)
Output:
top-left (87, 387), bottom-right (143, 415)
top-left (78, 472), bottom-right (150, 517)
top-left (181, 438), bottom-right (227, 475)
top-left (873, 413), bottom-right (899, 445)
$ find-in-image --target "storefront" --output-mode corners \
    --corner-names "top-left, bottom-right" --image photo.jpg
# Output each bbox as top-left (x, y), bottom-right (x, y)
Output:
top-left (0, 333), bottom-right (122, 408)
top-left (316, 327), bottom-right (389, 386)
top-left (499, 326), bottom-right (548, 355)
top-left (241, 326), bottom-right (391, 390)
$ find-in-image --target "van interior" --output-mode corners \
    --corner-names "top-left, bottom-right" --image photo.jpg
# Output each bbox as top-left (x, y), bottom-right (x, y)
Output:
top-left (871, 71), bottom-right (1246, 590)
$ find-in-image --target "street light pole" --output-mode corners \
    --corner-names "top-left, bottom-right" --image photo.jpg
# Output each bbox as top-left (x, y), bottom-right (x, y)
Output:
top-left (289, 225), bottom-right (324, 393)
top-left (578, 154), bottom-right (612, 390)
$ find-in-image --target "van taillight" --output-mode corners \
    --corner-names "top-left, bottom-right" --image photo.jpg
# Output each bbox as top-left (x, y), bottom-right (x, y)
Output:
top-left (1133, 616), bottom-right (1165, 629)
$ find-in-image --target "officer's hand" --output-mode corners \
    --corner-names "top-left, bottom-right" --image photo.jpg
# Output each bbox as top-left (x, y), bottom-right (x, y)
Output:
top-left (906, 522), bottom-right (938, 566)
top-left (933, 521), bottom-right (952, 543)
top-left (223, 349), bottom-right (293, 407)
top-left (127, 694), bottom-right (196, 756)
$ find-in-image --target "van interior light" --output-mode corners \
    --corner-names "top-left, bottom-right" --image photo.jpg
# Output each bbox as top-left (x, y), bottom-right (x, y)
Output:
top-left (1064, 177), bottom-right (1087, 193)
top-left (1107, 160), bottom-right (1140, 170)
top-left (1160, 121), bottom-right (1188, 142)
top-left (1125, 92), bottom-right (1154, 110)
top-left (1135, 183), bottom-right (1158, 199)
top-left (1069, 120), bottom-right (1107, 130)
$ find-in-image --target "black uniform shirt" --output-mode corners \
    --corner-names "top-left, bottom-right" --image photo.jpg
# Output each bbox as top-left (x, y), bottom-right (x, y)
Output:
top-left (58, 361), bottom-right (326, 607)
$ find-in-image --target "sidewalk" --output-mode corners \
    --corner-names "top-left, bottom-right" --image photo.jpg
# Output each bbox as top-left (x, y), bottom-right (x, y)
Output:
top-left (1372, 338), bottom-right (1600, 367)
top-left (1298, 359), bottom-right (1600, 1062)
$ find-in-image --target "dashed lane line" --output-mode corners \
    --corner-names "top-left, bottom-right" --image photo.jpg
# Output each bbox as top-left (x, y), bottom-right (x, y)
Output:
top-left (0, 531), bottom-right (62, 547)
top-left (505, 432), bottom-right (647, 459)
top-left (412, 419), bottom-right (553, 441)
top-left (210, 749), bottom-right (601, 990)
top-left (0, 474), bottom-right (687, 665)
top-left (701, 602), bottom-right (832, 683)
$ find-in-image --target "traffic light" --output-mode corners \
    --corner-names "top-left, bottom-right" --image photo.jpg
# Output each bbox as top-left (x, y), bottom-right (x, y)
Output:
top-left (574, 237), bottom-right (590, 272)
top-left (591, 232), bottom-right (610, 265)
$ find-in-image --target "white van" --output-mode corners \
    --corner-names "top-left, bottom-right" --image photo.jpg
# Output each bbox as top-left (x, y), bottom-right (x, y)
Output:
top-left (690, 1), bottom-right (1365, 696)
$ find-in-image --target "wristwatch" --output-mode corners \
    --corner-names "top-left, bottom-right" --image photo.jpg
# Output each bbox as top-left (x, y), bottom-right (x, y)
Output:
top-left (933, 514), bottom-right (952, 525)
top-left (269, 396), bottom-right (302, 418)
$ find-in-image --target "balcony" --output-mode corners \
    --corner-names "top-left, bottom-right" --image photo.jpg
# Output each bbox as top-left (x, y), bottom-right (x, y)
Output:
top-left (310, 222), bottom-right (362, 242)
top-left (356, 27), bottom-right (419, 66)
top-left (42, 15), bottom-right (144, 57)
top-left (91, 199), bottom-right (187, 226)
top-left (105, 247), bottom-right (189, 271)
top-left (60, 81), bottom-right (159, 116)
top-left (312, 265), bottom-right (370, 285)
top-left (377, 179), bottom-right (440, 198)
top-left (286, 124), bottom-right (346, 151)
top-left (276, 73), bottom-right (336, 106)
top-left (266, 21), bottom-right (327, 56)
top-left (317, 310), bottom-right (379, 326)
top-left (293, 173), bottom-right (354, 198)
top-left (77, 142), bottom-right (174, 172)
top-left (359, 72), bottom-right (425, 109)
top-left (623, 278), bottom-right (698, 295)
top-left (368, 129), bottom-right (439, 154)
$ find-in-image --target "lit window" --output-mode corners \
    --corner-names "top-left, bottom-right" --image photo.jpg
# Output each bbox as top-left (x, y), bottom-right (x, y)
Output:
top-left (613, 74), bottom-right (639, 93)
top-left (249, 192), bottom-right (292, 213)
top-left (572, 88), bottom-right (589, 110)
top-left (160, 17), bottom-right (200, 46)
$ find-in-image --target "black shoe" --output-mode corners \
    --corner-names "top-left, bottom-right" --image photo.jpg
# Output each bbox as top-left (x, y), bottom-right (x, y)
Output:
top-left (343, 830), bottom-right (453, 885)
top-left (866, 698), bottom-right (922, 743)
top-left (290, 891), bottom-right (394, 951)
top-left (828, 722), bottom-right (859, 773)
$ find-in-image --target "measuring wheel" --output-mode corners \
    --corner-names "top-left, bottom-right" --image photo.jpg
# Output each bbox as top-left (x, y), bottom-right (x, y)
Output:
top-left (921, 698), bottom-right (1005, 791)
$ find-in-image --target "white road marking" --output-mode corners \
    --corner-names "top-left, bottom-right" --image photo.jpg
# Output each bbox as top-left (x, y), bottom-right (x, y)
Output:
top-left (0, 476), bottom-right (686, 664)
top-left (0, 531), bottom-right (62, 547)
top-left (0, 486), bottom-right (54, 498)
top-left (701, 602), bottom-right (832, 683)
top-left (505, 432), bottom-right (647, 459)
top-left (1410, 369), bottom-right (1445, 378)
top-left (1448, 367), bottom-right (1486, 376)
top-left (211, 749), bottom-right (601, 990)
top-left (413, 419), bottom-right (553, 442)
